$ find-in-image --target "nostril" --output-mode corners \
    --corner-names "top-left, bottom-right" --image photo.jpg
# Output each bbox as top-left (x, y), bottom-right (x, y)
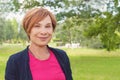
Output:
top-left (40, 31), bottom-right (47, 35)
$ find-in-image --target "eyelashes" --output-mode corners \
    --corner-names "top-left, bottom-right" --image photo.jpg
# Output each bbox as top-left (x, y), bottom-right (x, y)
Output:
top-left (34, 25), bottom-right (52, 28)
top-left (34, 23), bottom-right (52, 28)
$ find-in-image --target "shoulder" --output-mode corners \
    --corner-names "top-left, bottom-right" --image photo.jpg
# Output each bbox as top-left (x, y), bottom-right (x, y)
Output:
top-left (48, 47), bottom-right (69, 61)
top-left (8, 47), bottom-right (28, 62)
top-left (49, 47), bottom-right (72, 70)
top-left (49, 47), bottom-right (66, 55)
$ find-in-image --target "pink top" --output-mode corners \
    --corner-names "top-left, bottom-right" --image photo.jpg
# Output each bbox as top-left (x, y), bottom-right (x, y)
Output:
top-left (29, 50), bottom-right (66, 80)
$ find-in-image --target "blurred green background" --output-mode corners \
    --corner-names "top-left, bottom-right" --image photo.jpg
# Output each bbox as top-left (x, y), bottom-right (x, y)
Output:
top-left (0, 0), bottom-right (120, 51)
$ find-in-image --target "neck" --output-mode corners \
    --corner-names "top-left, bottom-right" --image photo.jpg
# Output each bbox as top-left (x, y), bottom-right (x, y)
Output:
top-left (29, 43), bottom-right (48, 53)
top-left (29, 43), bottom-right (50, 60)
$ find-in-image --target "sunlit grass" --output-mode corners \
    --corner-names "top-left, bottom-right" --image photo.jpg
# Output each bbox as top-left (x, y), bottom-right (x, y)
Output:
top-left (63, 47), bottom-right (120, 57)
top-left (70, 56), bottom-right (120, 80)
top-left (62, 47), bottom-right (120, 80)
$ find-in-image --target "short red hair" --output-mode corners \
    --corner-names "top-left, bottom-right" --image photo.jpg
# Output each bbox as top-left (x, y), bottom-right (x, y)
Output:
top-left (22, 7), bottom-right (57, 37)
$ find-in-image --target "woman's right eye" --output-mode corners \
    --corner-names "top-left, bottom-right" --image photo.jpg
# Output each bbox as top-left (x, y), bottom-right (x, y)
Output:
top-left (35, 26), bottom-right (39, 27)
top-left (34, 25), bottom-right (40, 27)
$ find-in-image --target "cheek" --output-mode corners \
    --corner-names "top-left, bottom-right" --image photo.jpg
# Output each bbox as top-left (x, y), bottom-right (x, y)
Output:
top-left (30, 29), bottom-right (39, 35)
top-left (49, 31), bottom-right (53, 35)
top-left (49, 28), bottom-right (53, 34)
top-left (29, 32), bottom-right (36, 39)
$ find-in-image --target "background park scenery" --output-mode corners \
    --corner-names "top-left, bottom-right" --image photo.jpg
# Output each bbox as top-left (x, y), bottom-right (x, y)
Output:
top-left (1, 0), bottom-right (120, 80)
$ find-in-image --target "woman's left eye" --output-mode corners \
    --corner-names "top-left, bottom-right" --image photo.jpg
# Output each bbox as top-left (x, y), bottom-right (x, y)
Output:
top-left (46, 26), bottom-right (51, 28)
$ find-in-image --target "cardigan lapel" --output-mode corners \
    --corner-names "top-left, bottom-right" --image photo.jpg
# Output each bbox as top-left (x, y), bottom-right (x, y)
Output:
top-left (48, 47), bottom-right (68, 80)
top-left (22, 47), bottom-right (33, 80)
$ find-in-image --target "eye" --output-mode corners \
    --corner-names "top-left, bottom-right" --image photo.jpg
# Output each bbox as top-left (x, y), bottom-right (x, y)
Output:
top-left (34, 25), bottom-right (40, 28)
top-left (46, 26), bottom-right (51, 28)
top-left (35, 26), bottom-right (40, 27)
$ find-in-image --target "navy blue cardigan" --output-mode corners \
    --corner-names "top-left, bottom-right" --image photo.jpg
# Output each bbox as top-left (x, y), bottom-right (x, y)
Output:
top-left (5, 46), bottom-right (73, 80)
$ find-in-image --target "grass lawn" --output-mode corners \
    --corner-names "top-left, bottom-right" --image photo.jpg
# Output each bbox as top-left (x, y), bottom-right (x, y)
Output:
top-left (66, 48), bottom-right (120, 80)
top-left (0, 44), bottom-right (120, 80)
top-left (70, 56), bottom-right (120, 80)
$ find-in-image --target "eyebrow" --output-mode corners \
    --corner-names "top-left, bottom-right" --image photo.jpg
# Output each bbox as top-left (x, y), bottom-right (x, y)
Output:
top-left (37, 22), bottom-right (52, 25)
top-left (46, 23), bottom-right (52, 25)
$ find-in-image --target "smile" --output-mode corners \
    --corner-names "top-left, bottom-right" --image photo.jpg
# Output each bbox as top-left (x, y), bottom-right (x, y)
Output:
top-left (38, 37), bottom-right (48, 40)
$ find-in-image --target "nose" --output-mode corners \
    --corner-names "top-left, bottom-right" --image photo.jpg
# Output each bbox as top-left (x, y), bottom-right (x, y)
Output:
top-left (39, 27), bottom-right (47, 35)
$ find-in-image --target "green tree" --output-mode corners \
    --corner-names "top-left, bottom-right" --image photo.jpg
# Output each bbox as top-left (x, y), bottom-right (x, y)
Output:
top-left (0, 17), bottom-right (15, 44)
top-left (84, 11), bottom-right (120, 51)
top-left (1, 0), bottom-right (119, 50)
top-left (0, 17), bottom-right (6, 44)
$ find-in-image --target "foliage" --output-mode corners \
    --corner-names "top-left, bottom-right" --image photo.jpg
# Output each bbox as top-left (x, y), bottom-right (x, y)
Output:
top-left (84, 11), bottom-right (120, 51)
top-left (0, 17), bottom-right (6, 44)
top-left (0, 18), bottom-right (16, 43)
top-left (0, 17), bottom-right (28, 44)
top-left (0, 0), bottom-right (120, 50)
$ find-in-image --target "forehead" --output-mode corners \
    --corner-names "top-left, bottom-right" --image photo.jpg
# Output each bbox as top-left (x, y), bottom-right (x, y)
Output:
top-left (38, 15), bottom-right (52, 24)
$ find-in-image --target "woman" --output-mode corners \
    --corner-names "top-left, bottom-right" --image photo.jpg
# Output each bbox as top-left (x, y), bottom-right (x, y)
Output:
top-left (5, 7), bottom-right (73, 80)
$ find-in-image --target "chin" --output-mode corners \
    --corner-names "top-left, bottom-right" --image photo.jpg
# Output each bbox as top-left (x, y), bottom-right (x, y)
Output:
top-left (37, 42), bottom-right (48, 47)
top-left (38, 45), bottom-right (47, 47)
top-left (31, 39), bottom-right (51, 47)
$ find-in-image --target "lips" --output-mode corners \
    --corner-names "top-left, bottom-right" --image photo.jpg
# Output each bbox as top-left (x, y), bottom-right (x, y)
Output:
top-left (38, 37), bottom-right (48, 40)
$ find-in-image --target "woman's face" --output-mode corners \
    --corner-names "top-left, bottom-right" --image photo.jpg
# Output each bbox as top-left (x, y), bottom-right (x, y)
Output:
top-left (29, 15), bottom-right (53, 47)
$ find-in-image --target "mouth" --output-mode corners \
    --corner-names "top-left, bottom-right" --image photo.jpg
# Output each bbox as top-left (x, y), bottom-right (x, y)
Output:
top-left (38, 37), bottom-right (48, 40)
